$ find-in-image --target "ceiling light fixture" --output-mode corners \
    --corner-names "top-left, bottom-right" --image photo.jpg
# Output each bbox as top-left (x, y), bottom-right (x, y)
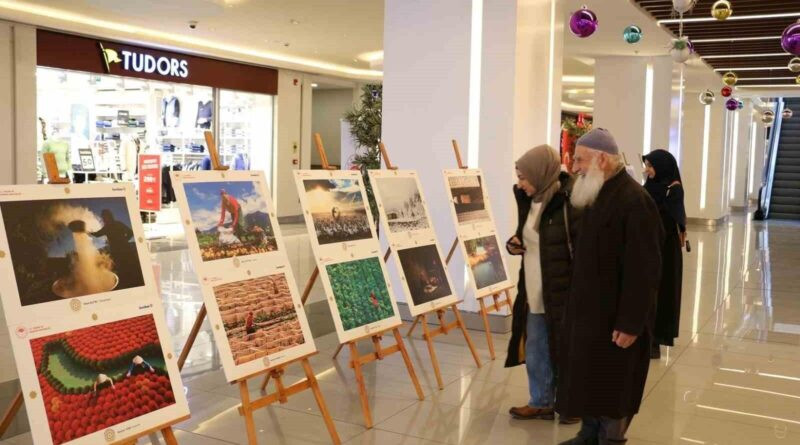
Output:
top-left (691, 36), bottom-right (781, 43)
top-left (737, 84), bottom-right (800, 88)
top-left (562, 75), bottom-right (594, 84)
top-left (701, 53), bottom-right (789, 59)
top-left (0, 0), bottom-right (382, 78)
top-left (658, 12), bottom-right (800, 25)
top-left (311, 83), bottom-right (318, 88)
top-left (735, 77), bottom-right (797, 81)
top-left (714, 67), bottom-right (790, 71)
top-left (357, 50), bottom-right (384, 62)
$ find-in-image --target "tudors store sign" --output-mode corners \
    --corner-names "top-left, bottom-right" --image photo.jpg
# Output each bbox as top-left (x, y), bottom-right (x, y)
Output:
top-left (37, 30), bottom-right (278, 96)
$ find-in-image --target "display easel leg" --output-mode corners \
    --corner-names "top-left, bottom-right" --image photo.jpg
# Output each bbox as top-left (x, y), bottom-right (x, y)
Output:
top-left (478, 298), bottom-right (496, 360)
top-left (0, 391), bottom-right (23, 438)
top-left (405, 316), bottom-right (421, 337)
top-left (177, 304), bottom-right (207, 371)
top-left (452, 304), bottom-right (482, 368)
top-left (332, 343), bottom-right (345, 359)
top-left (301, 359), bottom-right (341, 444)
top-left (420, 315), bottom-right (444, 390)
top-left (392, 328), bottom-right (425, 400)
top-left (160, 427), bottom-right (178, 445)
top-left (239, 379), bottom-right (258, 445)
top-left (349, 342), bottom-right (374, 428)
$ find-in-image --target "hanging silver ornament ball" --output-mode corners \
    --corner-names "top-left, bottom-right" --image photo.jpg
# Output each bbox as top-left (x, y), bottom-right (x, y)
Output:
top-left (722, 71), bottom-right (738, 86)
top-left (623, 25), bottom-right (643, 44)
top-left (789, 57), bottom-right (800, 73)
top-left (782, 108), bottom-right (794, 119)
top-left (699, 89), bottom-right (715, 105)
top-left (711, 0), bottom-right (732, 21)
top-left (672, 0), bottom-right (696, 14)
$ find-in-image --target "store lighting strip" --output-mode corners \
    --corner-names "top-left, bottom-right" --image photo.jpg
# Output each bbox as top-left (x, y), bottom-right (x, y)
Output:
top-left (658, 12), bottom-right (800, 25)
top-left (546, 0), bottom-right (557, 146)
top-left (643, 63), bottom-right (654, 156)
top-left (729, 112), bottom-right (740, 201)
top-left (701, 53), bottom-right (789, 59)
top-left (0, 0), bottom-right (383, 78)
top-left (736, 77), bottom-right (797, 81)
top-left (467, 0), bottom-right (483, 167)
top-left (738, 84), bottom-right (800, 88)
top-left (562, 75), bottom-right (594, 84)
top-left (714, 67), bottom-right (789, 72)
top-left (692, 36), bottom-right (781, 43)
top-left (700, 105), bottom-right (711, 210)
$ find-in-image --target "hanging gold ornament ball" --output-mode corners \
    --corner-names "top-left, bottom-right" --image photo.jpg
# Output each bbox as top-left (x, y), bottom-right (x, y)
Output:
top-left (722, 71), bottom-right (738, 86)
top-left (711, 0), bottom-right (732, 21)
top-left (790, 57), bottom-right (800, 73)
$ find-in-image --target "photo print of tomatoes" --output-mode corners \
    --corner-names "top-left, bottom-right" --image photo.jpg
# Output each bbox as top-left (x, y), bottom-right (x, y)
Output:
top-left (212, 273), bottom-right (306, 366)
top-left (0, 197), bottom-right (145, 307)
top-left (29, 315), bottom-right (176, 445)
top-left (181, 180), bottom-right (277, 262)
top-left (325, 257), bottom-right (396, 331)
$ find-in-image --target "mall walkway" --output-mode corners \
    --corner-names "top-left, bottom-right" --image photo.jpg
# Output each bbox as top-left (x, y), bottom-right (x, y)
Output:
top-left (1, 214), bottom-right (799, 444)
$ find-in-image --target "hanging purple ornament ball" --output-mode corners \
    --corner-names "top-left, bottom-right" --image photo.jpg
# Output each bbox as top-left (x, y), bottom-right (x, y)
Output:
top-left (721, 86), bottom-right (733, 97)
top-left (781, 20), bottom-right (800, 56)
top-left (569, 7), bottom-right (598, 38)
top-left (725, 98), bottom-right (738, 111)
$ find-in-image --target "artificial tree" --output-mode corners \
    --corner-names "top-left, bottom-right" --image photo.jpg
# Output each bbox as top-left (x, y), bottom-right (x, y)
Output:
top-left (344, 84), bottom-right (382, 231)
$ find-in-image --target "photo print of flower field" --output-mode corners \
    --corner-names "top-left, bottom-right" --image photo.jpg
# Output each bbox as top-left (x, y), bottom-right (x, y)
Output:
top-left (182, 181), bottom-right (277, 261)
top-left (397, 244), bottom-right (452, 306)
top-left (325, 257), bottom-right (395, 331)
top-left (0, 197), bottom-right (145, 306)
top-left (373, 176), bottom-right (429, 233)
top-left (302, 179), bottom-right (372, 245)
top-left (212, 273), bottom-right (306, 366)
top-left (464, 235), bottom-right (507, 290)
top-left (448, 174), bottom-right (490, 224)
top-left (29, 315), bottom-right (176, 445)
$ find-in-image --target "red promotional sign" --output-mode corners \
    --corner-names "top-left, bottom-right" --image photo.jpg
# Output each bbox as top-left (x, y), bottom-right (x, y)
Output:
top-left (138, 154), bottom-right (162, 212)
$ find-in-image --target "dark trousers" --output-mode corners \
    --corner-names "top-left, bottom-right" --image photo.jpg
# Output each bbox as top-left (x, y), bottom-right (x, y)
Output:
top-left (578, 416), bottom-right (633, 444)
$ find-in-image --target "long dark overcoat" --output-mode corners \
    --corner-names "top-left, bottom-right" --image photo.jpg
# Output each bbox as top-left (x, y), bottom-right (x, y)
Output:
top-left (555, 169), bottom-right (664, 419)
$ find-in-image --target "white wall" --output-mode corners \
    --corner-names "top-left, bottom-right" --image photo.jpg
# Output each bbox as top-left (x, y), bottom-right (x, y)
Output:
top-left (0, 21), bottom-right (37, 185)
top-left (274, 70), bottom-right (305, 217)
top-left (729, 100), bottom-right (753, 208)
top-left (310, 88), bottom-right (355, 167)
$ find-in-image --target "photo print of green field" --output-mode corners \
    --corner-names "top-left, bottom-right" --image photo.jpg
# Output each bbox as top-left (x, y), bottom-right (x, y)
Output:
top-left (29, 314), bottom-right (176, 445)
top-left (447, 174), bottom-right (490, 224)
top-left (302, 179), bottom-right (373, 245)
top-left (326, 257), bottom-right (395, 331)
top-left (397, 244), bottom-right (452, 306)
top-left (212, 273), bottom-right (306, 366)
top-left (373, 176), bottom-right (429, 233)
top-left (0, 197), bottom-right (145, 306)
top-left (464, 235), bottom-right (507, 290)
top-left (182, 181), bottom-right (277, 261)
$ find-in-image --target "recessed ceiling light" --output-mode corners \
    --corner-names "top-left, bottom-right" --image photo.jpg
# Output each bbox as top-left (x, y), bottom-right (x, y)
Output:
top-left (311, 83), bottom-right (319, 88)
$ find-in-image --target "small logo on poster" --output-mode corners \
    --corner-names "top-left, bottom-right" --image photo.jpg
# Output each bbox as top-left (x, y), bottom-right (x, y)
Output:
top-left (70, 299), bottom-right (82, 312)
top-left (104, 429), bottom-right (116, 442)
top-left (14, 326), bottom-right (27, 338)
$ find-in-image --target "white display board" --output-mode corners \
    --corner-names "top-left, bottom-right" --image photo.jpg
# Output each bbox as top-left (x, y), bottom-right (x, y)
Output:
top-left (0, 183), bottom-right (189, 445)
top-left (442, 169), bottom-right (512, 298)
top-left (294, 170), bottom-right (401, 343)
top-left (171, 170), bottom-right (316, 382)
top-left (368, 169), bottom-right (458, 316)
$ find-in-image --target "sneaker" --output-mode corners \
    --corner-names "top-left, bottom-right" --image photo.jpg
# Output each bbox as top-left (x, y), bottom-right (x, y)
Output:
top-left (508, 405), bottom-right (555, 420)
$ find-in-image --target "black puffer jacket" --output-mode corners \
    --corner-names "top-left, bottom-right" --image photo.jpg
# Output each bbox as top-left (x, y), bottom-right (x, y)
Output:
top-left (505, 171), bottom-right (581, 369)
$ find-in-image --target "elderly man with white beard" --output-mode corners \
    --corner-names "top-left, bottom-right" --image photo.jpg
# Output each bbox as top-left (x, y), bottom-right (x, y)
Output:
top-left (556, 128), bottom-right (664, 445)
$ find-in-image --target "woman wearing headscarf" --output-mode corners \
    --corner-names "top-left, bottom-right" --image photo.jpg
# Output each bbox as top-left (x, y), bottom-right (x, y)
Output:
top-left (505, 145), bottom-right (581, 424)
top-left (642, 149), bottom-right (686, 359)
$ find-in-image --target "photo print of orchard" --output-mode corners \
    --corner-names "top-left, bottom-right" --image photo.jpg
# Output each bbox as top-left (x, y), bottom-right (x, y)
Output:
top-left (302, 179), bottom-right (373, 245)
top-left (372, 176), bottom-right (429, 233)
top-left (447, 174), bottom-right (490, 224)
top-left (397, 244), bottom-right (452, 306)
top-left (212, 273), bottom-right (306, 366)
top-left (182, 181), bottom-right (277, 261)
top-left (0, 197), bottom-right (145, 306)
top-left (464, 235), bottom-right (507, 290)
top-left (29, 315), bottom-right (176, 445)
top-left (326, 257), bottom-right (395, 331)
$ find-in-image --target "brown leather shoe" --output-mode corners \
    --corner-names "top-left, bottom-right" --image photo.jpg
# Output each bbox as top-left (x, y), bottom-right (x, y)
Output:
top-left (559, 416), bottom-right (581, 425)
top-left (509, 405), bottom-right (555, 420)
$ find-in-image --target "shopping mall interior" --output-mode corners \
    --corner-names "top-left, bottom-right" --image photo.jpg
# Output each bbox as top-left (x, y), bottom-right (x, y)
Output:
top-left (1, 0), bottom-right (800, 444)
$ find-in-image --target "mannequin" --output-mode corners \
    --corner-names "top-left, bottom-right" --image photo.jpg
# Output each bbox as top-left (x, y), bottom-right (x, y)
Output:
top-left (39, 117), bottom-right (72, 175)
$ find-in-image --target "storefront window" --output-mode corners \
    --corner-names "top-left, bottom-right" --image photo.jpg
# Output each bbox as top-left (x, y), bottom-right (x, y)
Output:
top-left (219, 89), bottom-right (274, 183)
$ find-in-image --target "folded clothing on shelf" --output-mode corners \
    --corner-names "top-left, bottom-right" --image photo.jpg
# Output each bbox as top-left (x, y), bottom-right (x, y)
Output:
top-left (161, 144), bottom-right (176, 152)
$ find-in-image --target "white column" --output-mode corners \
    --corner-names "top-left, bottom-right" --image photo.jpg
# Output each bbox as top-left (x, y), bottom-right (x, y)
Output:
top-left (383, 0), bottom-right (564, 311)
top-left (594, 56), bottom-right (673, 182)
top-left (274, 70), bottom-right (305, 217)
top-left (728, 99), bottom-right (753, 208)
top-left (748, 116), bottom-right (768, 201)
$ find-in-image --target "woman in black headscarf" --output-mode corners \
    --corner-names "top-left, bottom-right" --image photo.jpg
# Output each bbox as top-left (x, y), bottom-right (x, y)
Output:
top-left (642, 149), bottom-right (686, 359)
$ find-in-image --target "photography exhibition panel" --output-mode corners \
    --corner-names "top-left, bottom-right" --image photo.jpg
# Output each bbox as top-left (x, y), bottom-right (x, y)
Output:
top-left (294, 170), bottom-right (401, 343)
top-left (171, 170), bottom-right (316, 382)
top-left (0, 183), bottom-right (190, 445)
top-left (368, 169), bottom-right (459, 316)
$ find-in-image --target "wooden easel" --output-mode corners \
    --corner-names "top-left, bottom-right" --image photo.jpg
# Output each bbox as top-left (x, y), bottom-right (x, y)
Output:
top-left (175, 132), bottom-right (340, 444)
top-left (0, 156), bottom-right (183, 443)
top-left (371, 142), bottom-right (482, 390)
top-left (405, 140), bottom-right (514, 360)
top-left (282, 134), bottom-right (425, 428)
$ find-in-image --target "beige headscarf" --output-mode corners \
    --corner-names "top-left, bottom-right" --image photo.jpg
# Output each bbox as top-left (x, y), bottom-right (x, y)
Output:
top-left (515, 144), bottom-right (562, 229)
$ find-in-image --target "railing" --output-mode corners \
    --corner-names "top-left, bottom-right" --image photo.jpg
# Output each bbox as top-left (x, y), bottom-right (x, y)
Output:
top-left (760, 99), bottom-right (783, 219)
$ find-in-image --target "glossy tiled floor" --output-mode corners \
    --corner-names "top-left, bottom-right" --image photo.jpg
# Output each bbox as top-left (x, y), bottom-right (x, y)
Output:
top-left (2, 214), bottom-right (800, 444)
